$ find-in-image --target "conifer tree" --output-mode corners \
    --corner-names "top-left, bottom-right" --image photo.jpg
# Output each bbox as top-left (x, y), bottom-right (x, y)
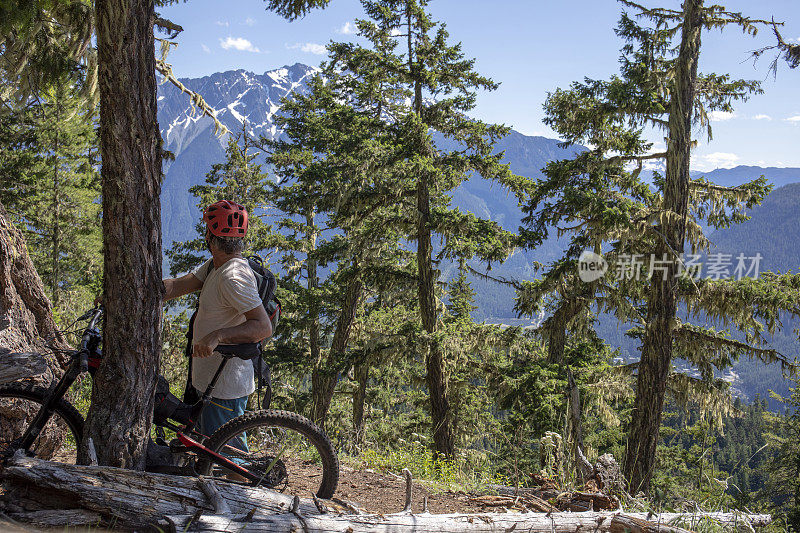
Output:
top-left (26, 84), bottom-right (100, 310)
top-left (266, 71), bottom-right (409, 426)
top-left (763, 380), bottom-right (800, 530)
top-left (518, 0), bottom-right (800, 493)
top-left (1, 86), bottom-right (101, 324)
top-left (0, 0), bottom-right (96, 106)
top-left (327, 0), bottom-right (518, 458)
top-left (168, 125), bottom-right (273, 278)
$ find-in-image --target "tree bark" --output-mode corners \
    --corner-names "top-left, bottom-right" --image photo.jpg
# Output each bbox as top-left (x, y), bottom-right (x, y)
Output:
top-left (1, 200), bottom-right (71, 457)
top-left (0, 200), bottom-right (69, 375)
top-left (312, 277), bottom-right (361, 426)
top-left (81, 0), bottom-right (163, 469)
top-left (352, 362), bottom-right (369, 447)
top-left (624, 0), bottom-right (703, 494)
top-left (609, 515), bottom-right (693, 533)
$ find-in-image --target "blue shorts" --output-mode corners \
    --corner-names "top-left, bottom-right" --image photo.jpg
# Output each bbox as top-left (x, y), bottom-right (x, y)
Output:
top-left (198, 396), bottom-right (248, 454)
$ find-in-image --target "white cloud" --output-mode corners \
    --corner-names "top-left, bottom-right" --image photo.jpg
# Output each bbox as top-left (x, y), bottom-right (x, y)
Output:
top-left (337, 21), bottom-right (355, 35)
top-left (390, 28), bottom-right (402, 37)
top-left (288, 42), bottom-right (327, 55)
top-left (215, 20), bottom-right (229, 27)
top-left (704, 152), bottom-right (740, 168)
top-left (752, 114), bottom-right (771, 121)
top-left (708, 110), bottom-right (736, 122)
top-left (201, 44), bottom-right (211, 54)
top-left (785, 115), bottom-right (800, 123)
top-left (244, 17), bottom-right (256, 26)
top-left (220, 36), bottom-right (261, 53)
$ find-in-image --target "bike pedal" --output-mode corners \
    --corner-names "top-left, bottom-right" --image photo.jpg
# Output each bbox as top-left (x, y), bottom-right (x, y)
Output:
top-left (168, 439), bottom-right (189, 453)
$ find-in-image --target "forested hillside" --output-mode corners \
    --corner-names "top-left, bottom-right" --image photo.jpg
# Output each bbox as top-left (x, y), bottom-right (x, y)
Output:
top-left (3, 0), bottom-right (800, 529)
top-left (157, 69), bottom-right (800, 406)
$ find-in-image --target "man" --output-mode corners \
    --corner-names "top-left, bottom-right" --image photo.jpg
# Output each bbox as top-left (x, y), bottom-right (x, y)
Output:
top-left (163, 200), bottom-right (272, 439)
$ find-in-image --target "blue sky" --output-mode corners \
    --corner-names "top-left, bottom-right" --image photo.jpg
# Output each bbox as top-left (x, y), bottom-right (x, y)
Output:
top-left (159, 0), bottom-right (800, 171)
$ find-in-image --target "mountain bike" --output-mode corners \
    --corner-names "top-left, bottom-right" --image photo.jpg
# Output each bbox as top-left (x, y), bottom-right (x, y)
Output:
top-left (0, 306), bottom-right (339, 499)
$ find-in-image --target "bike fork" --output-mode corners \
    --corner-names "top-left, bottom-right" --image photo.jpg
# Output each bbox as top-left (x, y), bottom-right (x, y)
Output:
top-left (18, 363), bottom-right (81, 453)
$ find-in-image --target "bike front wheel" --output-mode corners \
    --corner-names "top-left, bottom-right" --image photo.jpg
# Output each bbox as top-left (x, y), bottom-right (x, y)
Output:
top-left (200, 409), bottom-right (339, 499)
top-left (0, 383), bottom-right (85, 464)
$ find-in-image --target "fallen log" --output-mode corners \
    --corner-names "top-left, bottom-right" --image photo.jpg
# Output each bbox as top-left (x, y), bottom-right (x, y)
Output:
top-left (162, 509), bottom-right (774, 533)
top-left (162, 511), bottom-right (624, 533)
top-left (611, 514), bottom-right (694, 533)
top-left (558, 490), bottom-right (620, 511)
top-left (486, 482), bottom-right (559, 501)
top-left (0, 351), bottom-right (51, 386)
top-left (0, 454), bottom-right (318, 529)
top-left (613, 512), bottom-right (772, 529)
top-left (0, 455), bottom-right (773, 532)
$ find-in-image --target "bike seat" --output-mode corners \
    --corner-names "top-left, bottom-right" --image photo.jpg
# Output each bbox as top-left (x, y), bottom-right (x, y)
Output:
top-left (215, 343), bottom-right (262, 360)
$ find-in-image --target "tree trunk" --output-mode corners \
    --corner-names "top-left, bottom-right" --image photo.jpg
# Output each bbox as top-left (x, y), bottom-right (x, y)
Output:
top-left (418, 172), bottom-right (453, 459)
top-left (81, 0), bottom-right (163, 469)
top-left (51, 99), bottom-right (60, 306)
top-left (0, 200), bottom-right (69, 373)
top-left (566, 368), bottom-right (593, 484)
top-left (545, 307), bottom-right (569, 364)
top-left (312, 277), bottom-right (362, 426)
top-left (0, 200), bottom-right (71, 455)
top-left (624, 0), bottom-right (702, 494)
top-left (352, 362), bottom-right (369, 447)
top-left (402, 2), bottom-right (453, 460)
top-left (305, 212), bottom-right (327, 424)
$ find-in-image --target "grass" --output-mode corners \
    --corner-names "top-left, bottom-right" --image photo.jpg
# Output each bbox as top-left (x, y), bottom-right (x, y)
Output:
top-left (342, 435), bottom-right (512, 493)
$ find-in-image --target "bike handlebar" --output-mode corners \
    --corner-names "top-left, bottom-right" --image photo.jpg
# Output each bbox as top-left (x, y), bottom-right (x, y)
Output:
top-left (215, 342), bottom-right (262, 359)
top-left (72, 307), bottom-right (260, 373)
top-left (79, 306), bottom-right (103, 373)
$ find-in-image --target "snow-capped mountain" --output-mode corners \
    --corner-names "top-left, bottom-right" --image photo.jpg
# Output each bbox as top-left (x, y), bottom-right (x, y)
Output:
top-left (159, 63), bottom-right (318, 155)
top-left (156, 63), bottom-right (578, 270)
top-left (157, 64), bottom-right (319, 248)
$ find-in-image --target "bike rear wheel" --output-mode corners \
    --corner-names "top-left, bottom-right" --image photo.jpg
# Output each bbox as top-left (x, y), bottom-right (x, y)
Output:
top-left (199, 409), bottom-right (339, 499)
top-left (0, 383), bottom-right (85, 464)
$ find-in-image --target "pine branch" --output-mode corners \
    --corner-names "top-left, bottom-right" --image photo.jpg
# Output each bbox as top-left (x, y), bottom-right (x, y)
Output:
top-left (674, 324), bottom-right (795, 371)
top-left (666, 371), bottom-right (738, 425)
top-left (465, 263), bottom-right (522, 290)
top-left (689, 180), bottom-right (748, 195)
top-left (607, 151), bottom-right (667, 165)
top-left (643, 115), bottom-right (670, 128)
top-left (153, 15), bottom-right (183, 39)
top-left (750, 20), bottom-right (800, 73)
top-left (617, 0), bottom-right (682, 20)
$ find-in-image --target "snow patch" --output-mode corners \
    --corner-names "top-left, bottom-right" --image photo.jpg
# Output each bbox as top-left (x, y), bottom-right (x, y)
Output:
top-left (227, 102), bottom-right (245, 123)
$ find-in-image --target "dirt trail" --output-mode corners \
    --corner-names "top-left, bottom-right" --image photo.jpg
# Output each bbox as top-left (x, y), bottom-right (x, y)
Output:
top-left (333, 465), bottom-right (495, 514)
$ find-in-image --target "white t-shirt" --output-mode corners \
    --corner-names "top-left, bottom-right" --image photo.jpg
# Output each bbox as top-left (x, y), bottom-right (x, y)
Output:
top-left (190, 257), bottom-right (262, 399)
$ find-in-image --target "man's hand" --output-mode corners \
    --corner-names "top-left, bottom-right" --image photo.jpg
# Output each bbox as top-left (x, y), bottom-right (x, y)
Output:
top-left (193, 331), bottom-right (220, 358)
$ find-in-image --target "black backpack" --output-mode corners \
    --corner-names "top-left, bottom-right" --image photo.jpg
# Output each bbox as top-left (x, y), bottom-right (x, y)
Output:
top-left (183, 255), bottom-right (281, 408)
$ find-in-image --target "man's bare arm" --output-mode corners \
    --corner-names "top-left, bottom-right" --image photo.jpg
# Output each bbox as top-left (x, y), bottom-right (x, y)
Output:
top-left (192, 305), bottom-right (272, 358)
top-left (163, 272), bottom-right (203, 301)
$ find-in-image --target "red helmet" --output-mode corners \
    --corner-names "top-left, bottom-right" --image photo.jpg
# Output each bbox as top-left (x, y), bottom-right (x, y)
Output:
top-left (203, 200), bottom-right (248, 237)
